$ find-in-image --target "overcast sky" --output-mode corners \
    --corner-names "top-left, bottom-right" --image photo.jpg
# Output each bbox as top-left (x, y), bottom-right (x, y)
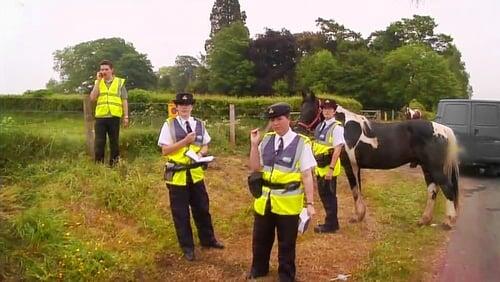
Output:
top-left (1, 0), bottom-right (498, 100)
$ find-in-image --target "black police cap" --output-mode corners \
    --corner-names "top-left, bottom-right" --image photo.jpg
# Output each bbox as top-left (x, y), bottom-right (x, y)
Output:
top-left (321, 99), bottom-right (337, 110)
top-left (173, 92), bottom-right (195, 105)
top-left (267, 102), bottom-right (291, 118)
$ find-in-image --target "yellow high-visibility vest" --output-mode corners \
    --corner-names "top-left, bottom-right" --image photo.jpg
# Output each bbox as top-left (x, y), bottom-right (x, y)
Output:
top-left (95, 77), bottom-right (125, 118)
top-left (312, 120), bottom-right (342, 177)
top-left (254, 132), bottom-right (310, 216)
top-left (164, 117), bottom-right (206, 186)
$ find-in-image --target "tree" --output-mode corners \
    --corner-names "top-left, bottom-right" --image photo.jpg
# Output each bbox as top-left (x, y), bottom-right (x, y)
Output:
top-left (45, 78), bottom-right (66, 93)
top-left (207, 22), bottom-right (255, 95)
top-left (381, 44), bottom-right (462, 109)
top-left (53, 37), bottom-right (156, 92)
top-left (206, 0), bottom-right (246, 51)
top-left (334, 48), bottom-right (385, 108)
top-left (368, 15), bottom-right (453, 53)
top-left (169, 55), bottom-right (201, 92)
top-left (315, 18), bottom-right (365, 55)
top-left (296, 50), bottom-right (339, 93)
top-left (157, 66), bottom-right (173, 91)
top-left (441, 44), bottom-right (470, 98)
top-left (294, 32), bottom-right (330, 57)
top-left (248, 28), bottom-right (298, 95)
top-left (188, 65), bottom-right (210, 94)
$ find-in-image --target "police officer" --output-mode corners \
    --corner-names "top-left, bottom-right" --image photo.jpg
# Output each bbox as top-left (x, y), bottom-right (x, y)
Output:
top-left (248, 102), bottom-right (316, 282)
top-left (90, 60), bottom-right (129, 166)
top-left (312, 99), bottom-right (345, 233)
top-left (157, 93), bottom-right (223, 261)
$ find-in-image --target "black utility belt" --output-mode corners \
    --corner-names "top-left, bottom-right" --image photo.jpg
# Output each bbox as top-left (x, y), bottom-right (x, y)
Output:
top-left (262, 180), bottom-right (301, 191)
top-left (165, 162), bottom-right (206, 172)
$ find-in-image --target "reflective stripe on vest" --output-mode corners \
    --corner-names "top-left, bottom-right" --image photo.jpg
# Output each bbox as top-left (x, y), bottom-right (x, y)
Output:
top-left (254, 132), bottom-right (310, 216)
top-left (164, 117), bottom-right (206, 185)
top-left (95, 77), bottom-right (125, 118)
top-left (313, 120), bottom-right (342, 177)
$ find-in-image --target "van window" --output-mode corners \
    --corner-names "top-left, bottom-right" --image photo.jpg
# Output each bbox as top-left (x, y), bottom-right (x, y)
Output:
top-left (474, 104), bottom-right (498, 126)
top-left (443, 104), bottom-right (468, 125)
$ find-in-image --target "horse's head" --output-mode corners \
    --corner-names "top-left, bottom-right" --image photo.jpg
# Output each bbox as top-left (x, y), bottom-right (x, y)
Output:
top-left (293, 90), bottom-right (323, 135)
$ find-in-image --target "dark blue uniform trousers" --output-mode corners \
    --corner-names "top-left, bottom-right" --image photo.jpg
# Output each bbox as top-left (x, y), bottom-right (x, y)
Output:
top-left (166, 171), bottom-right (216, 253)
top-left (250, 200), bottom-right (300, 282)
top-left (317, 176), bottom-right (339, 229)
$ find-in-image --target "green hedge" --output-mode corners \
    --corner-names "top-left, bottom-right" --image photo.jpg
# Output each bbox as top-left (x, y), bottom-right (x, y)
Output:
top-left (0, 92), bottom-right (362, 118)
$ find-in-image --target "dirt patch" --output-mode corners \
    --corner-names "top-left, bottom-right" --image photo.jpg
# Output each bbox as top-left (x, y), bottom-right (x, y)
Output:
top-left (152, 156), bottom-right (404, 281)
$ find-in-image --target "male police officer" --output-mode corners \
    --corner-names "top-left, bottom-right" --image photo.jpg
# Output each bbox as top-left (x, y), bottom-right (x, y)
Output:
top-left (248, 102), bottom-right (316, 282)
top-left (157, 93), bottom-right (223, 261)
top-left (312, 99), bottom-right (345, 233)
top-left (90, 60), bottom-right (129, 166)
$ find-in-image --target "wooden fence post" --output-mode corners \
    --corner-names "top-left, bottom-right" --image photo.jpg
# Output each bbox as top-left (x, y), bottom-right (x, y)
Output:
top-left (83, 95), bottom-right (95, 157)
top-left (229, 104), bottom-right (236, 147)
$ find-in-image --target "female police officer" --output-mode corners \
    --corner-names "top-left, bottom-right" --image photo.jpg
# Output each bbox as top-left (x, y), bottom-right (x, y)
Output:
top-left (157, 92), bottom-right (223, 261)
top-left (312, 99), bottom-right (345, 233)
top-left (248, 102), bottom-right (316, 281)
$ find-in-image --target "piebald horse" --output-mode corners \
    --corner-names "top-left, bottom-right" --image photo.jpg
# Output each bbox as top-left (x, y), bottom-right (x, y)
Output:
top-left (294, 92), bottom-right (460, 228)
top-left (405, 107), bottom-right (423, 120)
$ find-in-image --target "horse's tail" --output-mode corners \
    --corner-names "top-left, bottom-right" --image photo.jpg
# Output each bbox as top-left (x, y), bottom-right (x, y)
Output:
top-left (443, 125), bottom-right (460, 210)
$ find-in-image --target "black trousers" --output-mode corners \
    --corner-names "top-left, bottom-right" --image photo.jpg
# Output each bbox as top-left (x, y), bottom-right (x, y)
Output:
top-left (317, 176), bottom-right (339, 229)
top-left (251, 201), bottom-right (299, 282)
top-left (94, 117), bottom-right (120, 166)
top-left (166, 172), bottom-right (216, 253)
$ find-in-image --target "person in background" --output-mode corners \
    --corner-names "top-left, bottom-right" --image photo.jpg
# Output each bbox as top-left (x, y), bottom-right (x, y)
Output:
top-left (89, 59), bottom-right (129, 166)
top-left (312, 99), bottom-right (345, 233)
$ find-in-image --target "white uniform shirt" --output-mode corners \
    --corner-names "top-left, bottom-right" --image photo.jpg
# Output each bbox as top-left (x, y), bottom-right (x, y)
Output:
top-left (260, 128), bottom-right (317, 172)
top-left (157, 116), bottom-right (211, 147)
top-left (323, 117), bottom-right (345, 147)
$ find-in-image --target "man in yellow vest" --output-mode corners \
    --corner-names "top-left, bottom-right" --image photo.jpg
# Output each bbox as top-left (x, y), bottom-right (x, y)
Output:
top-left (157, 92), bottom-right (223, 262)
top-left (248, 102), bottom-right (316, 281)
top-left (89, 60), bottom-right (129, 166)
top-left (312, 99), bottom-right (345, 233)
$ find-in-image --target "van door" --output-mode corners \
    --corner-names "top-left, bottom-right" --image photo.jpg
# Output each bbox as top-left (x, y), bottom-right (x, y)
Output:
top-left (438, 102), bottom-right (472, 163)
top-left (471, 102), bottom-right (500, 164)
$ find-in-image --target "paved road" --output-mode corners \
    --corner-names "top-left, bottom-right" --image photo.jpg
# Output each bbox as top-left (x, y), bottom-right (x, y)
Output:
top-left (438, 172), bottom-right (500, 282)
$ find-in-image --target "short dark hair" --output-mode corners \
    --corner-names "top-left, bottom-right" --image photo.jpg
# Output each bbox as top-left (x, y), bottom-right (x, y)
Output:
top-left (99, 60), bottom-right (113, 69)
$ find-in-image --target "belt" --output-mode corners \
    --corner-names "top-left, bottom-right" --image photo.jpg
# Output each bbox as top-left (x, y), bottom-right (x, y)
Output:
top-left (262, 180), bottom-right (301, 191)
top-left (165, 162), bottom-right (206, 172)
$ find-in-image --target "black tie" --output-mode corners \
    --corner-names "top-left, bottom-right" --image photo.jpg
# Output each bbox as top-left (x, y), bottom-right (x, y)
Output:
top-left (319, 122), bottom-right (326, 133)
top-left (185, 121), bottom-right (192, 133)
top-left (276, 137), bottom-right (284, 156)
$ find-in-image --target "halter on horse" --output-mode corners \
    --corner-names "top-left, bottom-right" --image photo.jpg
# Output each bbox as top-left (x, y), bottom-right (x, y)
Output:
top-left (296, 91), bottom-right (460, 228)
top-left (293, 92), bottom-right (323, 135)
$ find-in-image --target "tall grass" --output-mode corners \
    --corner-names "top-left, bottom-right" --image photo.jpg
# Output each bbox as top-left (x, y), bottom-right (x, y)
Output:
top-left (356, 173), bottom-right (447, 281)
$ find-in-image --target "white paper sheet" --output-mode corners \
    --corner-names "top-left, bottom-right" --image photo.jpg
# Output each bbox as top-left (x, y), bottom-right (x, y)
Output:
top-left (185, 149), bottom-right (214, 163)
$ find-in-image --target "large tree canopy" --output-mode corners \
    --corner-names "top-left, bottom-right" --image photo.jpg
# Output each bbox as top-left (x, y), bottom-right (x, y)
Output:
top-left (381, 44), bottom-right (463, 109)
top-left (53, 37), bottom-right (156, 92)
top-left (207, 22), bottom-right (255, 95)
top-left (248, 28), bottom-right (298, 95)
top-left (206, 0), bottom-right (246, 51)
top-left (296, 50), bottom-right (339, 93)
